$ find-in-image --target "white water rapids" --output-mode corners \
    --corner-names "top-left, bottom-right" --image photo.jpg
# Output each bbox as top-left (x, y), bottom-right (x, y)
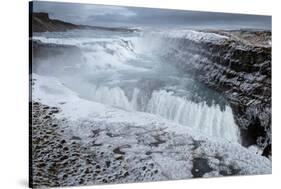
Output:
top-left (32, 29), bottom-right (240, 143)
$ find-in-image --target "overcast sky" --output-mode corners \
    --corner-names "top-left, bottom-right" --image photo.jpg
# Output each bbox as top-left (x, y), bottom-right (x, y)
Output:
top-left (32, 1), bottom-right (271, 30)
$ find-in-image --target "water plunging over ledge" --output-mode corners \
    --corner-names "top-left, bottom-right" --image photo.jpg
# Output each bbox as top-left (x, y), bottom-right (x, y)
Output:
top-left (32, 29), bottom-right (241, 143)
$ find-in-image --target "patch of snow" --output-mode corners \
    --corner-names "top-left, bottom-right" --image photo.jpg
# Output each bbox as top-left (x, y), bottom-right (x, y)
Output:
top-left (150, 30), bottom-right (229, 44)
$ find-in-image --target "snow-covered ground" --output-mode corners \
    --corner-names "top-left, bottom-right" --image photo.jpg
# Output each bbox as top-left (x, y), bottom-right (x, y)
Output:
top-left (32, 73), bottom-right (271, 180)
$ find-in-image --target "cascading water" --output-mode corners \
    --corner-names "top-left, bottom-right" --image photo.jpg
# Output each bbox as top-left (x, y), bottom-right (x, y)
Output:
top-left (33, 29), bottom-right (241, 143)
top-left (147, 90), bottom-right (239, 142)
top-left (84, 85), bottom-right (240, 143)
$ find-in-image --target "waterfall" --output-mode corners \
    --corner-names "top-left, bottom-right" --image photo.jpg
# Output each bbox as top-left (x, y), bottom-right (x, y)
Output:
top-left (89, 86), bottom-right (240, 143)
top-left (147, 90), bottom-right (240, 143)
top-left (34, 31), bottom-right (241, 144)
top-left (91, 86), bottom-right (133, 110)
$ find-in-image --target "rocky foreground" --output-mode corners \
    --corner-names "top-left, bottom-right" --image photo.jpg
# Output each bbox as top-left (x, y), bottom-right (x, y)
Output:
top-left (30, 99), bottom-right (271, 188)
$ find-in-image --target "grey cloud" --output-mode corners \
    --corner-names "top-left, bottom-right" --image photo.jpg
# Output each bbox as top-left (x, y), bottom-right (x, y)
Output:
top-left (32, 1), bottom-right (271, 29)
top-left (33, 1), bottom-right (136, 25)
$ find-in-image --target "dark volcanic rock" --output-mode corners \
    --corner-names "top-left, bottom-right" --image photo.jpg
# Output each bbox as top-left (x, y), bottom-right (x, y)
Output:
top-left (163, 30), bottom-right (271, 157)
top-left (191, 158), bottom-right (213, 178)
top-left (32, 12), bottom-right (78, 32)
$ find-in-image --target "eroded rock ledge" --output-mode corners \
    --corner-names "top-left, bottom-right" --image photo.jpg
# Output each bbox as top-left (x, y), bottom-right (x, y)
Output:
top-left (164, 30), bottom-right (271, 157)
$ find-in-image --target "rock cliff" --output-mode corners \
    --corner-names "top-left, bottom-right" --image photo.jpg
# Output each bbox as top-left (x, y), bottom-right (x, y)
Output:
top-left (163, 30), bottom-right (271, 157)
top-left (32, 12), bottom-right (77, 32)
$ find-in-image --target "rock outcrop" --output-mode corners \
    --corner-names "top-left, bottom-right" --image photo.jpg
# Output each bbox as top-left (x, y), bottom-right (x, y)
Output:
top-left (32, 12), bottom-right (77, 32)
top-left (163, 30), bottom-right (271, 157)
